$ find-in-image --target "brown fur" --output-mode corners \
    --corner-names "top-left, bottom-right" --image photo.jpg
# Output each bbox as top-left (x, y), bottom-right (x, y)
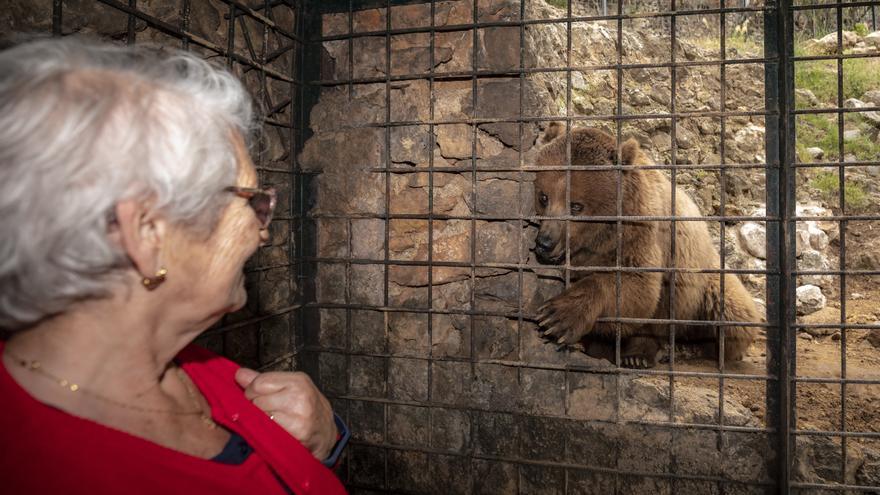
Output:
top-left (533, 126), bottom-right (760, 368)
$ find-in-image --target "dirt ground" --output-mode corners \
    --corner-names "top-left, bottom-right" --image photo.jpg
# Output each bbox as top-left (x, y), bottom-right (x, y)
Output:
top-left (669, 220), bottom-right (880, 435)
top-left (653, 258), bottom-right (880, 438)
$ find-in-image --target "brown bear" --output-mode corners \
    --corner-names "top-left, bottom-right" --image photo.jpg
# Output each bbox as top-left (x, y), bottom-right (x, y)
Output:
top-left (533, 124), bottom-right (760, 368)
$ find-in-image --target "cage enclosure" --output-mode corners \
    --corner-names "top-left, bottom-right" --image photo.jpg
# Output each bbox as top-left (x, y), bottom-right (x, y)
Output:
top-left (3, 0), bottom-right (880, 493)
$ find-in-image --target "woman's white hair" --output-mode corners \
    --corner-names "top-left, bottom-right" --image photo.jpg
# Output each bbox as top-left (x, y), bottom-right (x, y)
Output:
top-left (0, 38), bottom-right (256, 331)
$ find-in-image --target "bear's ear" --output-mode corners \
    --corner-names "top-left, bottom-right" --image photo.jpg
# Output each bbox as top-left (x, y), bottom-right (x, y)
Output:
top-left (538, 121), bottom-right (564, 146)
top-left (619, 138), bottom-right (642, 166)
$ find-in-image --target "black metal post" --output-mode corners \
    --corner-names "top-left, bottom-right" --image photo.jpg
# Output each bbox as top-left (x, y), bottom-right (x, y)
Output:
top-left (764, 0), bottom-right (795, 492)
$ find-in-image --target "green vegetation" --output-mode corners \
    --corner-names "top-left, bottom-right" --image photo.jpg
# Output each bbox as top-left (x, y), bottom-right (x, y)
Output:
top-left (794, 59), bottom-right (837, 105)
top-left (794, 50), bottom-right (879, 169)
top-left (796, 113), bottom-right (878, 163)
top-left (726, 35), bottom-right (762, 56)
top-left (795, 44), bottom-right (880, 103)
top-left (796, 114), bottom-right (839, 161)
top-left (854, 22), bottom-right (869, 37)
top-left (841, 58), bottom-right (880, 101)
top-left (810, 171), bottom-right (870, 211)
top-left (545, 0), bottom-right (568, 8)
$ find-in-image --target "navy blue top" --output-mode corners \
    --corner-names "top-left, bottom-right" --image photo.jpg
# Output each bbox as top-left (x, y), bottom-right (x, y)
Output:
top-left (211, 413), bottom-right (349, 468)
top-left (211, 430), bottom-right (253, 465)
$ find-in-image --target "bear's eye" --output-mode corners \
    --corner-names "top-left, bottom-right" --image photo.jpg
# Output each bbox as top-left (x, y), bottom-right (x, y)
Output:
top-left (570, 202), bottom-right (584, 214)
top-left (539, 193), bottom-right (548, 207)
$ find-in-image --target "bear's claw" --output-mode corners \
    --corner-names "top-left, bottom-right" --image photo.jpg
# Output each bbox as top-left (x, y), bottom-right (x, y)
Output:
top-left (621, 356), bottom-right (653, 369)
top-left (535, 296), bottom-right (593, 347)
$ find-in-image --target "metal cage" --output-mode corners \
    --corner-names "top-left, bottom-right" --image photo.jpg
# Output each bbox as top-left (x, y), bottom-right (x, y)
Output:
top-left (7, 0), bottom-right (880, 492)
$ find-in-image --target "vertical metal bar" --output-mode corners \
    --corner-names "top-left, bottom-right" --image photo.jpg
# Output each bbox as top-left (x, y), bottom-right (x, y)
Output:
top-left (565, 0), bottom-right (573, 313)
top-left (347, 0), bottom-right (354, 99)
top-left (126, 0), bottom-right (137, 45)
top-left (668, 2), bottom-right (680, 492)
top-left (52, 0), bottom-right (62, 37)
top-left (426, 0), bottom-right (436, 458)
top-left (382, 1), bottom-right (392, 488)
top-left (764, 0), bottom-right (795, 491)
top-left (717, 3), bottom-right (729, 492)
top-left (469, 0), bottom-right (478, 383)
top-left (468, 0), bottom-right (480, 486)
top-left (563, 1), bottom-right (574, 487)
top-left (835, 3), bottom-right (848, 482)
top-left (517, 0), bottom-right (526, 418)
top-left (342, 0), bottom-right (354, 475)
top-left (872, 4), bottom-right (877, 32)
top-left (180, 0), bottom-right (192, 50)
top-left (614, 2), bottom-right (624, 490)
top-left (289, 0), bottom-right (300, 367)
top-left (227, 4), bottom-right (237, 69)
top-left (299, 0), bottom-right (325, 468)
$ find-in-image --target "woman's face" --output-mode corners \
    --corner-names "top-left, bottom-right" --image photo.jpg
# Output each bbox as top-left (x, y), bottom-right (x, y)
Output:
top-left (163, 135), bottom-right (268, 324)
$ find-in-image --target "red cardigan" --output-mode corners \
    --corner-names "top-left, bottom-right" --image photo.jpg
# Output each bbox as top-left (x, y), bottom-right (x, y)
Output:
top-left (0, 341), bottom-right (347, 495)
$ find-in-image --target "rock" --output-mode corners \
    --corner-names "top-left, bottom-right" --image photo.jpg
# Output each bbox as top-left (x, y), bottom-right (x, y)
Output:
top-left (299, 128), bottom-right (385, 171)
top-left (799, 249), bottom-right (833, 288)
top-left (862, 89), bottom-right (880, 107)
top-left (676, 127), bottom-right (697, 150)
top-left (795, 227), bottom-right (810, 258)
top-left (651, 131), bottom-right (672, 151)
top-left (843, 98), bottom-right (880, 127)
top-left (844, 98), bottom-right (866, 109)
top-left (805, 147), bottom-right (824, 161)
top-left (853, 251), bottom-right (880, 270)
top-left (476, 79), bottom-right (537, 120)
top-left (865, 31), bottom-right (880, 48)
top-left (738, 222), bottom-right (767, 259)
top-left (856, 441), bottom-right (880, 486)
top-left (796, 285), bottom-right (826, 315)
top-left (852, 44), bottom-right (880, 55)
top-left (804, 326), bottom-right (835, 338)
top-left (806, 30), bottom-right (860, 54)
top-left (732, 123), bottom-right (765, 158)
top-left (795, 88), bottom-right (820, 107)
top-left (843, 129), bottom-right (862, 141)
top-left (628, 88), bottom-right (652, 106)
top-left (808, 224), bottom-right (829, 251)
top-left (390, 34), bottom-right (432, 75)
top-left (867, 331), bottom-right (880, 349)
top-left (478, 27), bottom-right (520, 71)
top-left (435, 124), bottom-right (473, 160)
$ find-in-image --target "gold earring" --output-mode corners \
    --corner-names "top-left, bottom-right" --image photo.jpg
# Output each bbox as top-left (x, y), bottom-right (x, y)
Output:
top-left (142, 267), bottom-right (168, 290)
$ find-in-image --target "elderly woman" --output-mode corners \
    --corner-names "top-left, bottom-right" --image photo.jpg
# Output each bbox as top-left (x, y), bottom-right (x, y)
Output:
top-left (0, 39), bottom-right (347, 494)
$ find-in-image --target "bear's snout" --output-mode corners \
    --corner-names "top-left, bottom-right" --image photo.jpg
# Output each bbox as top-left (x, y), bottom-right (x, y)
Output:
top-left (534, 231), bottom-right (562, 264)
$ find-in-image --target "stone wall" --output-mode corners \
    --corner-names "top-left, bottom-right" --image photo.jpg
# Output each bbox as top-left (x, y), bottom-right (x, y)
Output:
top-left (2, 1), bottom-right (303, 371)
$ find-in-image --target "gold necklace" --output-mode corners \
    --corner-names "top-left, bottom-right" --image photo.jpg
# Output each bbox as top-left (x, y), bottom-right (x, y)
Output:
top-left (6, 349), bottom-right (216, 428)
top-left (175, 367), bottom-right (217, 429)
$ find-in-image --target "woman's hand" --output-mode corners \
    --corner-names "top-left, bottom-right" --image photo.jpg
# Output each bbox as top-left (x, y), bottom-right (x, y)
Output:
top-left (235, 368), bottom-right (338, 460)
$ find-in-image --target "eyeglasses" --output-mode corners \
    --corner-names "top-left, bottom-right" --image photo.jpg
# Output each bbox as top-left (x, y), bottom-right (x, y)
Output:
top-left (224, 186), bottom-right (277, 229)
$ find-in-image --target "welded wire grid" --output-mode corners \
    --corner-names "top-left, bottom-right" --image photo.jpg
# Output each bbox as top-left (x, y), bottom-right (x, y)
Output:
top-left (296, 0), bottom-right (870, 492)
top-left (40, 0), bottom-right (308, 371)
top-left (789, 1), bottom-right (880, 493)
